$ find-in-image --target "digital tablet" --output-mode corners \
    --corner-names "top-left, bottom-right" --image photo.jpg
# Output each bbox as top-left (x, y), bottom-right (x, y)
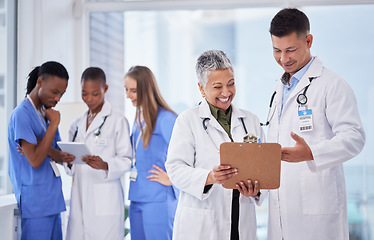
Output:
top-left (220, 142), bottom-right (281, 189)
top-left (57, 142), bottom-right (92, 164)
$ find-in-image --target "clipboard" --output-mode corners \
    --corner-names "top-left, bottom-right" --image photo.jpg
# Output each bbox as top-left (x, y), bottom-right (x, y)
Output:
top-left (220, 142), bottom-right (281, 189)
top-left (57, 141), bottom-right (92, 164)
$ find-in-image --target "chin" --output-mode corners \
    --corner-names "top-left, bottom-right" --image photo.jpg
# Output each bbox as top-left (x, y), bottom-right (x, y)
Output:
top-left (217, 102), bottom-right (231, 110)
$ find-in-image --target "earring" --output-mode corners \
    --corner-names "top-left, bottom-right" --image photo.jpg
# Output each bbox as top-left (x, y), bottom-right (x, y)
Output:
top-left (202, 94), bottom-right (205, 98)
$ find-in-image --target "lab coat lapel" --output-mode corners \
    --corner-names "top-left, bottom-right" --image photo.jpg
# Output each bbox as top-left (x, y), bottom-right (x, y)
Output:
top-left (274, 81), bottom-right (283, 121)
top-left (85, 101), bottom-right (111, 138)
top-left (230, 105), bottom-right (246, 142)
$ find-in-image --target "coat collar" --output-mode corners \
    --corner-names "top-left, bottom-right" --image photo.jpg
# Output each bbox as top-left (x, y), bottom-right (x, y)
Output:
top-left (198, 99), bottom-right (246, 135)
top-left (274, 56), bottom-right (323, 111)
top-left (82, 101), bottom-right (112, 136)
top-left (287, 57), bottom-right (323, 101)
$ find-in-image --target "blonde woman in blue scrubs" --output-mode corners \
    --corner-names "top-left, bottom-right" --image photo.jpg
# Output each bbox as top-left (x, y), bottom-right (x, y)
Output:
top-left (124, 66), bottom-right (179, 240)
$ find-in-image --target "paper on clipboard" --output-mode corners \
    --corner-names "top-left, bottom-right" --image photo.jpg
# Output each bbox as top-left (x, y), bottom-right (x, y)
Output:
top-left (57, 141), bottom-right (92, 164)
top-left (220, 142), bottom-right (281, 189)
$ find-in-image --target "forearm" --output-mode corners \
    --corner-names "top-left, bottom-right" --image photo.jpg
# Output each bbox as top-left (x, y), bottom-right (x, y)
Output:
top-left (26, 124), bottom-right (58, 168)
top-left (48, 147), bottom-right (63, 163)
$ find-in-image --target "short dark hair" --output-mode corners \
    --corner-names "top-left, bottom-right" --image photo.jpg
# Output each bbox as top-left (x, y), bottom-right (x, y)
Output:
top-left (270, 8), bottom-right (310, 37)
top-left (81, 67), bottom-right (106, 85)
top-left (26, 61), bottom-right (69, 96)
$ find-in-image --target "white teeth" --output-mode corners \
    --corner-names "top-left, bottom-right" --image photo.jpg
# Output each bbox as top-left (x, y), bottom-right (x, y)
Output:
top-left (218, 97), bottom-right (229, 102)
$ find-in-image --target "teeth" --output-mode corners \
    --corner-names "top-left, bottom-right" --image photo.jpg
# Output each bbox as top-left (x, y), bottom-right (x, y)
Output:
top-left (218, 97), bottom-right (229, 102)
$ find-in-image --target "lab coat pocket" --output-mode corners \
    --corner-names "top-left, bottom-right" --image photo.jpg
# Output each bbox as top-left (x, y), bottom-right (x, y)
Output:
top-left (300, 170), bottom-right (339, 215)
top-left (175, 206), bottom-right (215, 240)
top-left (94, 183), bottom-right (121, 216)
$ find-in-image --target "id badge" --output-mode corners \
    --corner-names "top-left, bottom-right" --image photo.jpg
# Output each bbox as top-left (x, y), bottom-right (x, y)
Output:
top-left (96, 137), bottom-right (107, 147)
top-left (130, 167), bottom-right (138, 181)
top-left (298, 109), bottom-right (313, 132)
top-left (50, 161), bottom-right (61, 177)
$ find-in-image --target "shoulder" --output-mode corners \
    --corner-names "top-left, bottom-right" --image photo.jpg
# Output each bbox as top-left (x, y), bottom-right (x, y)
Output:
top-left (157, 108), bottom-right (177, 123)
top-left (70, 111), bottom-right (86, 128)
top-left (108, 108), bottom-right (130, 129)
top-left (233, 105), bottom-right (260, 122)
top-left (177, 105), bottom-right (200, 121)
top-left (110, 107), bottom-right (126, 119)
top-left (312, 57), bottom-right (347, 86)
top-left (10, 100), bottom-right (32, 121)
top-left (313, 65), bottom-right (354, 97)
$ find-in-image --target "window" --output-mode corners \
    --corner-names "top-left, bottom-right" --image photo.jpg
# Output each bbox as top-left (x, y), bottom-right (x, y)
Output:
top-left (0, 0), bottom-right (17, 196)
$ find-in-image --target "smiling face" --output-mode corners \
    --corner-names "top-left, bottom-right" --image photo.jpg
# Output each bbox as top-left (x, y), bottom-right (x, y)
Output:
top-left (199, 68), bottom-right (235, 111)
top-left (37, 75), bottom-right (68, 109)
top-left (124, 76), bottom-right (137, 107)
top-left (81, 79), bottom-right (108, 113)
top-left (272, 32), bottom-right (313, 78)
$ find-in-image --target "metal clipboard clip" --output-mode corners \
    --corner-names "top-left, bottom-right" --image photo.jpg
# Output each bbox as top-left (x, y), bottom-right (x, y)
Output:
top-left (243, 134), bottom-right (258, 143)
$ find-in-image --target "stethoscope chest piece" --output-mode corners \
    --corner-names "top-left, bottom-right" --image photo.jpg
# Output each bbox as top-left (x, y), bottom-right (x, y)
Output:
top-left (94, 128), bottom-right (101, 136)
top-left (297, 93), bottom-right (308, 105)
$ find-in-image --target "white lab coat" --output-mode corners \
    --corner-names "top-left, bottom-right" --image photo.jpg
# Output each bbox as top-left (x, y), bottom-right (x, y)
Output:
top-left (65, 101), bottom-right (132, 240)
top-left (165, 100), bottom-right (265, 240)
top-left (267, 57), bottom-right (365, 240)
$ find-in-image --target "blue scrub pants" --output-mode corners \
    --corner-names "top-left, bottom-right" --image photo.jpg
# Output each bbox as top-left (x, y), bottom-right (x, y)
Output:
top-left (21, 213), bottom-right (62, 240)
top-left (129, 198), bottom-right (177, 240)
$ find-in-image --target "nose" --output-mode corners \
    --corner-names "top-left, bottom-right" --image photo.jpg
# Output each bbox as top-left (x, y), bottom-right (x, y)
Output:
top-left (221, 87), bottom-right (230, 97)
top-left (125, 90), bottom-right (131, 99)
top-left (280, 51), bottom-right (289, 63)
top-left (55, 94), bottom-right (62, 102)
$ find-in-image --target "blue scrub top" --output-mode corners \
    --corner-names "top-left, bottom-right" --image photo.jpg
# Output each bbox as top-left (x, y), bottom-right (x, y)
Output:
top-left (129, 108), bottom-right (179, 202)
top-left (8, 99), bottom-right (66, 218)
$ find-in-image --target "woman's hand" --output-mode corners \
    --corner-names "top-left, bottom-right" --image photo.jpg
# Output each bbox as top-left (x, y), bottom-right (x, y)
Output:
top-left (147, 164), bottom-right (172, 186)
top-left (206, 165), bottom-right (238, 185)
top-left (17, 146), bottom-right (24, 155)
top-left (82, 155), bottom-right (108, 170)
top-left (236, 179), bottom-right (260, 197)
top-left (60, 152), bottom-right (75, 164)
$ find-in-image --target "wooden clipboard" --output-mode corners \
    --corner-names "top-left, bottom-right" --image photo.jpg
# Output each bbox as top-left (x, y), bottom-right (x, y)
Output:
top-left (220, 142), bottom-right (281, 189)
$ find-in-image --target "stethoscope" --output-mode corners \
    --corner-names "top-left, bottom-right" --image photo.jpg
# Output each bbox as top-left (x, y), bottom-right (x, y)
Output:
top-left (72, 115), bottom-right (108, 142)
top-left (260, 76), bottom-right (317, 126)
top-left (202, 117), bottom-right (248, 150)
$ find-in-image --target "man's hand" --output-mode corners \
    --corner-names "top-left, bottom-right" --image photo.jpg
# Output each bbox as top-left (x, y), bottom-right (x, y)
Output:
top-left (44, 108), bottom-right (60, 127)
top-left (282, 132), bottom-right (314, 162)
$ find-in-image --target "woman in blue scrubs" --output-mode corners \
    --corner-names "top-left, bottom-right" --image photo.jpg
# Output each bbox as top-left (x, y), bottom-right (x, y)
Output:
top-left (8, 61), bottom-right (74, 240)
top-left (124, 66), bottom-right (179, 240)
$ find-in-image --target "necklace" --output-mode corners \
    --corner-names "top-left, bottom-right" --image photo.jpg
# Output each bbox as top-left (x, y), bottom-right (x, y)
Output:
top-left (87, 111), bottom-right (98, 127)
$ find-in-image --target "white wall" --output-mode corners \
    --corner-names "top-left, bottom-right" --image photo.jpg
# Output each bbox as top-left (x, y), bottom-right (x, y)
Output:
top-left (17, 0), bottom-right (87, 105)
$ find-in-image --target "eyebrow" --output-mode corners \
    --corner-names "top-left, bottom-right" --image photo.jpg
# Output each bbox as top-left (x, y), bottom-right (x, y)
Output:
top-left (273, 46), bottom-right (297, 50)
top-left (82, 90), bottom-right (101, 93)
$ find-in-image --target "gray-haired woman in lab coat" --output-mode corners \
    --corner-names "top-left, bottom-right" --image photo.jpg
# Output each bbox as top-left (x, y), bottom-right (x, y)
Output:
top-left (166, 50), bottom-right (265, 240)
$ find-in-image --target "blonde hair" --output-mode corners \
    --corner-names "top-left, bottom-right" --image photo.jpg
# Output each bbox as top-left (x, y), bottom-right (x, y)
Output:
top-left (125, 66), bottom-right (176, 148)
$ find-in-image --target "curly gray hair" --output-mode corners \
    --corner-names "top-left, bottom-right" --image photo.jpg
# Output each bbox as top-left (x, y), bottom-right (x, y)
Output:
top-left (195, 50), bottom-right (234, 87)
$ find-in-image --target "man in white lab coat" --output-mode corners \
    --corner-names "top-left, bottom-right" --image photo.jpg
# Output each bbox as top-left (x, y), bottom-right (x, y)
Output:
top-left (266, 8), bottom-right (365, 240)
